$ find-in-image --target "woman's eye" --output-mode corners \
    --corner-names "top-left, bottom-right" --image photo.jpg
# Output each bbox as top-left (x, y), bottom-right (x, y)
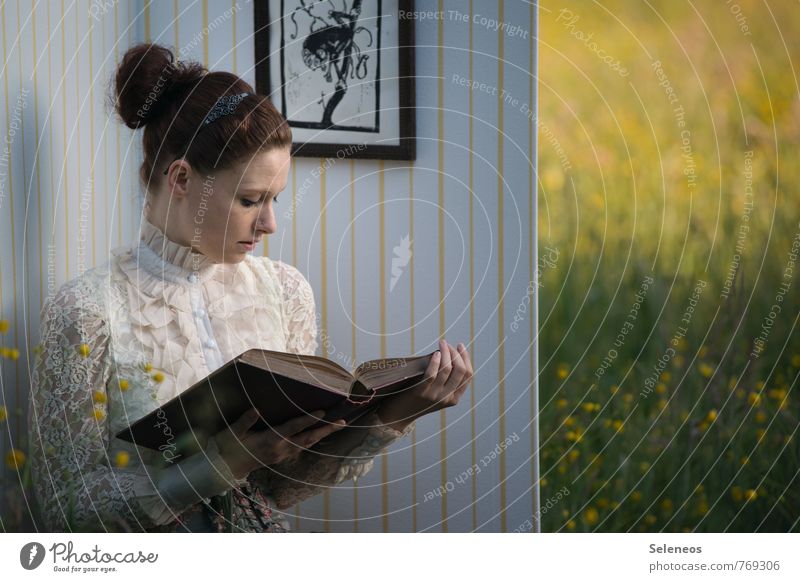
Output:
top-left (240, 198), bottom-right (258, 208)
top-left (273, 196), bottom-right (279, 205)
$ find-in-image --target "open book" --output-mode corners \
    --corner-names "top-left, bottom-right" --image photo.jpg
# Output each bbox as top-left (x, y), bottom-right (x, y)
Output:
top-left (115, 349), bottom-right (434, 459)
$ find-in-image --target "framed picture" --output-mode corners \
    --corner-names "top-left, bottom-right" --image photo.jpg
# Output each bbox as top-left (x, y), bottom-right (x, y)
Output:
top-left (255, 0), bottom-right (416, 160)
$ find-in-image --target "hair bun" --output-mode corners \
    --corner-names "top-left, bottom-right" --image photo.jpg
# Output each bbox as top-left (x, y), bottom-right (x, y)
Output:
top-left (113, 43), bottom-right (205, 129)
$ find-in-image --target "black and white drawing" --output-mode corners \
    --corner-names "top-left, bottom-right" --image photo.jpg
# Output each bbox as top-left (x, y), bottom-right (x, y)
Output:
top-left (255, 0), bottom-right (416, 159)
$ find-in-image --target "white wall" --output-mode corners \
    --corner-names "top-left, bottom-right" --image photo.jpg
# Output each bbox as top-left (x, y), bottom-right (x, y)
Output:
top-left (0, 0), bottom-right (539, 532)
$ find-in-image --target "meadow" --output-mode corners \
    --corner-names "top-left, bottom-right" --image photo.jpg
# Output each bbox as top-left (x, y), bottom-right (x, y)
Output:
top-left (537, 0), bottom-right (799, 531)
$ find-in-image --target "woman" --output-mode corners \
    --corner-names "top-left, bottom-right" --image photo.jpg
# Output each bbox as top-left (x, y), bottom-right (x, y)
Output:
top-left (28, 43), bottom-right (473, 533)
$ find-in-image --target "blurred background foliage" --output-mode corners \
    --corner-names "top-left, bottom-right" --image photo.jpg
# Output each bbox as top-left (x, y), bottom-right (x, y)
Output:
top-left (538, 0), bottom-right (799, 532)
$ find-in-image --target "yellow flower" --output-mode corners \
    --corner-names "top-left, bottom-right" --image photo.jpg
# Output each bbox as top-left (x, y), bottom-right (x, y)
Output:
top-left (755, 410), bottom-right (767, 423)
top-left (640, 462), bottom-right (650, 473)
top-left (731, 486), bottom-right (743, 502)
top-left (791, 354), bottom-right (800, 368)
top-left (597, 498), bottom-right (609, 509)
top-left (610, 384), bottom-right (619, 394)
top-left (767, 388), bottom-right (786, 401)
top-left (118, 379), bottom-right (130, 391)
top-left (566, 519), bottom-right (576, 531)
top-left (698, 362), bottom-right (713, 378)
top-left (78, 343), bottom-right (91, 357)
top-left (556, 398), bottom-right (568, 409)
top-left (735, 388), bottom-right (745, 399)
top-left (0, 405), bottom-right (6, 422)
top-left (8, 348), bottom-right (20, 360)
top-left (568, 449), bottom-right (580, 462)
top-left (699, 346), bottom-right (709, 358)
top-left (659, 371), bottom-right (671, 382)
top-left (675, 337), bottom-right (688, 352)
top-left (698, 420), bottom-right (710, 432)
top-left (557, 463), bottom-right (568, 474)
top-left (755, 428), bottom-right (766, 440)
top-left (556, 363), bottom-right (569, 380)
top-left (696, 499), bottom-right (709, 515)
top-left (93, 409), bottom-right (105, 421)
top-left (114, 451), bottom-right (130, 468)
top-left (657, 399), bottom-right (668, 410)
top-left (561, 509), bottom-right (569, 518)
top-left (0, 319), bottom-right (9, 333)
top-left (539, 478), bottom-right (548, 487)
top-left (612, 419), bottom-right (624, 433)
top-left (143, 362), bottom-right (153, 373)
top-left (92, 390), bottom-right (107, 404)
top-left (747, 392), bottom-right (761, 407)
top-left (655, 383), bottom-right (667, 395)
top-left (661, 499), bottom-right (673, 512)
top-left (622, 393), bottom-right (633, 404)
top-left (694, 484), bottom-right (705, 495)
top-left (744, 489), bottom-right (757, 502)
top-left (33, 344), bottom-right (44, 356)
top-left (755, 381), bottom-right (765, 391)
top-left (565, 429), bottom-right (583, 442)
top-left (740, 456), bottom-right (750, 466)
top-left (631, 490), bottom-right (642, 502)
top-left (564, 415), bottom-right (576, 427)
top-left (151, 372), bottom-right (165, 383)
top-left (0, 347), bottom-right (10, 358)
top-left (673, 355), bottom-right (685, 368)
top-left (645, 514), bottom-right (657, 525)
top-left (5, 448), bottom-right (26, 470)
top-left (583, 507), bottom-right (599, 526)
top-left (581, 402), bottom-right (599, 413)
top-left (706, 409), bottom-right (718, 422)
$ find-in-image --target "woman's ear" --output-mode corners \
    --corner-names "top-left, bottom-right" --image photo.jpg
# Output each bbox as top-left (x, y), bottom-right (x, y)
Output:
top-left (165, 160), bottom-right (193, 200)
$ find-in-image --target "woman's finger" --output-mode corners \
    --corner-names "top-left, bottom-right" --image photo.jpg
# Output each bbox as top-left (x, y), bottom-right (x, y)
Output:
top-left (459, 343), bottom-right (474, 378)
top-left (230, 408), bottom-right (260, 436)
top-left (435, 340), bottom-right (453, 386)
top-left (444, 342), bottom-right (466, 392)
top-left (276, 409), bottom-right (326, 436)
top-left (294, 419), bottom-right (347, 448)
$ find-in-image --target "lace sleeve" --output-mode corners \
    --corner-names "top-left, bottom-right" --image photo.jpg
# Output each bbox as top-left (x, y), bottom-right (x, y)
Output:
top-left (249, 410), bottom-right (415, 510)
top-left (28, 277), bottom-right (241, 532)
top-left (274, 260), bottom-right (319, 356)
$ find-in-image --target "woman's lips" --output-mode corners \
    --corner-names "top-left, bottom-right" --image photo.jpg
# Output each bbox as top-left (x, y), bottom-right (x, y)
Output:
top-left (239, 241), bottom-right (256, 251)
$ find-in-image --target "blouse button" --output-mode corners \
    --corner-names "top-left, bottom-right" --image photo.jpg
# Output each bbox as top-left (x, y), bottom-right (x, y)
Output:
top-left (187, 273), bottom-right (198, 284)
top-left (204, 339), bottom-right (217, 349)
top-left (194, 308), bottom-right (206, 318)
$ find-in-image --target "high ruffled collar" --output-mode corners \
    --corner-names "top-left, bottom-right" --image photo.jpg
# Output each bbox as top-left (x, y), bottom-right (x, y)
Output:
top-left (136, 217), bottom-right (220, 284)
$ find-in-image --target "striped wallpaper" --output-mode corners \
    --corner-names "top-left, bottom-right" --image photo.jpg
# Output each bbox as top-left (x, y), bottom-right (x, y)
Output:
top-left (0, 0), bottom-right (539, 533)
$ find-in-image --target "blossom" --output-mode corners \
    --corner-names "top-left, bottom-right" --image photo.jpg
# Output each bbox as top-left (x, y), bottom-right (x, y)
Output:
top-left (0, 319), bottom-right (9, 333)
top-left (0, 405), bottom-right (6, 422)
top-left (118, 379), bottom-right (130, 391)
top-left (583, 507), bottom-right (599, 525)
top-left (92, 390), bottom-right (107, 404)
top-left (5, 448), bottom-right (26, 470)
top-left (115, 451), bottom-right (130, 468)
top-left (151, 372), bottom-right (165, 383)
top-left (78, 344), bottom-right (91, 357)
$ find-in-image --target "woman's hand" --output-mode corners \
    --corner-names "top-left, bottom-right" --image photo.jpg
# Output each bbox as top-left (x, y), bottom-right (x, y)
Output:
top-left (377, 339), bottom-right (474, 433)
top-left (214, 409), bottom-right (347, 480)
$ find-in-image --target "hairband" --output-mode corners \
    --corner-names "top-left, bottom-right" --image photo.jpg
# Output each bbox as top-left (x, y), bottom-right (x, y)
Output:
top-left (162, 91), bottom-right (253, 174)
top-left (202, 92), bottom-right (252, 126)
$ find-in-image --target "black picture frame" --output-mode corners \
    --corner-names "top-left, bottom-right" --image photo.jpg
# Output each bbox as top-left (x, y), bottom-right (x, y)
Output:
top-left (254, 0), bottom-right (416, 160)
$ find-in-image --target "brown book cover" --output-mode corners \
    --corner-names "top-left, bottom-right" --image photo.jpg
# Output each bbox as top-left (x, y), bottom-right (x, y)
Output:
top-left (115, 348), bottom-right (434, 459)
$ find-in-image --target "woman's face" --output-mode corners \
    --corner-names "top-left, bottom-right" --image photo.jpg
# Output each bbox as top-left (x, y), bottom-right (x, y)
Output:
top-left (160, 147), bottom-right (290, 264)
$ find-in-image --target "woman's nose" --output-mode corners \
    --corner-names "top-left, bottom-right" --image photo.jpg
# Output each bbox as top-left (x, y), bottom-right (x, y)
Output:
top-left (256, 205), bottom-right (276, 234)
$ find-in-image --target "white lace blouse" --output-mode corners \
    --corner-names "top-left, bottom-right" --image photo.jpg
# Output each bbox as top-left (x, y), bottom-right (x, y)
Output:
top-left (28, 217), bottom-right (415, 532)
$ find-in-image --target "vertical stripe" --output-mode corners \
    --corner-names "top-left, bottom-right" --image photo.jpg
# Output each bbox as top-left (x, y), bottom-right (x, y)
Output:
top-left (468, 0), bottom-right (477, 532)
top-left (115, 1), bottom-right (122, 247)
top-left (290, 161), bottom-right (296, 265)
top-left (0, 0), bottom-right (7, 463)
top-left (173, 0), bottom-right (179, 53)
top-left (320, 158), bottom-right (329, 531)
top-left (408, 162), bottom-right (417, 532)
top-left (144, 0), bottom-right (150, 43)
top-left (379, 159), bottom-right (388, 532)
top-left (531, 1), bottom-right (541, 533)
top-left (202, 0), bottom-right (208, 66)
top-left (74, 0), bottom-right (82, 278)
top-left (88, 4), bottom-right (97, 267)
top-left (350, 159), bottom-right (358, 532)
top-left (497, 0), bottom-right (507, 532)
top-left (437, 0), bottom-right (447, 532)
top-left (61, 0), bottom-right (68, 279)
top-left (231, 0), bottom-right (237, 73)
top-left (31, 3), bottom-right (44, 313)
